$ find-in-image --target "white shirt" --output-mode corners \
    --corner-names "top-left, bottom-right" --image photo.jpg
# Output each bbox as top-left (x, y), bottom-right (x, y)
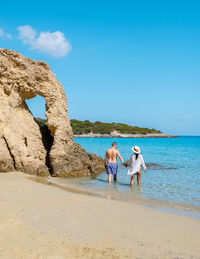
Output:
top-left (127, 154), bottom-right (146, 175)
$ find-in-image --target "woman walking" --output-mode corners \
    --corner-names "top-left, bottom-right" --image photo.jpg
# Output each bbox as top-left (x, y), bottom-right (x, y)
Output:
top-left (125, 146), bottom-right (147, 186)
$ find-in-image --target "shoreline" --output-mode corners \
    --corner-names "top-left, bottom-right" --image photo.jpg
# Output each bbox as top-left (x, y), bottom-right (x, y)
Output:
top-left (74, 133), bottom-right (177, 138)
top-left (0, 172), bottom-right (200, 258)
top-left (43, 176), bottom-right (200, 219)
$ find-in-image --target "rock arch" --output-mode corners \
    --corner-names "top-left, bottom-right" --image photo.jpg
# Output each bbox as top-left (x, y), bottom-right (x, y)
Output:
top-left (0, 49), bottom-right (104, 176)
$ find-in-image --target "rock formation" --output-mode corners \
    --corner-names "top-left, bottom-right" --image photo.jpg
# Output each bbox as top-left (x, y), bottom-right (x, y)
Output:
top-left (0, 49), bottom-right (104, 176)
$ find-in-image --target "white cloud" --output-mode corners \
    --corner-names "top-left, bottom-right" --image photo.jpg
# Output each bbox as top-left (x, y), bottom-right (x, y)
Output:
top-left (18, 25), bottom-right (36, 43)
top-left (0, 28), bottom-right (12, 39)
top-left (33, 31), bottom-right (71, 57)
top-left (17, 25), bottom-right (71, 57)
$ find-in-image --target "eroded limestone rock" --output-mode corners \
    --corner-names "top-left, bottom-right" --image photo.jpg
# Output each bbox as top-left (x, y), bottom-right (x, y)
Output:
top-left (0, 49), bottom-right (104, 176)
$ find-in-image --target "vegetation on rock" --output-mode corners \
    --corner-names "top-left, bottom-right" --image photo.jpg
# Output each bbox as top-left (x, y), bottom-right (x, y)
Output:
top-left (36, 118), bottom-right (162, 135)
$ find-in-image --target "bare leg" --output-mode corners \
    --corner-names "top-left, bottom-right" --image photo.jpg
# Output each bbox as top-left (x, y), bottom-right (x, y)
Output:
top-left (108, 174), bottom-right (112, 184)
top-left (130, 174), bottom-right (135, 187)
top-left (137, 168), bottom-right (142, 186)
top-left (113, 174), bottom-right (117, 182)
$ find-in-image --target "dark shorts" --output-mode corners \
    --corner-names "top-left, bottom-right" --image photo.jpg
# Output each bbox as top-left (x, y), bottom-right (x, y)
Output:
top-left (107, 162), bottom-right (118, 175)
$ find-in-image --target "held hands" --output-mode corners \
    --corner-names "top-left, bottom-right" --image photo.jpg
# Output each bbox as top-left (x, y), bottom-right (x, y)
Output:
top-left (145, 169), bottom-right (147, 173)
top-left (123, 162), bottom-right (128, 167)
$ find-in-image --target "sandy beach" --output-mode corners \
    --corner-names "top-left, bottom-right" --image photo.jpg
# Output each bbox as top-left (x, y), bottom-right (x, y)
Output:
top-left (0, 172), bottom-right (200, 259)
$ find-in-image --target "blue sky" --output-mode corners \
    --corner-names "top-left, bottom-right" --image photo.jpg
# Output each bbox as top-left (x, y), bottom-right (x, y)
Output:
top-left (0, 0), bottom-right (200, 135)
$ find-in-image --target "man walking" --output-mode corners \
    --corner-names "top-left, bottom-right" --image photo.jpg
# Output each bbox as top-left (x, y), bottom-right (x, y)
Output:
top-left (105, 142), bottom-right (125, 183)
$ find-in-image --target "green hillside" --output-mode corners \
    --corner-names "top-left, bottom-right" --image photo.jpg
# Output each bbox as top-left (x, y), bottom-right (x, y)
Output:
top-left (35, 118), bottom-right (162, 135)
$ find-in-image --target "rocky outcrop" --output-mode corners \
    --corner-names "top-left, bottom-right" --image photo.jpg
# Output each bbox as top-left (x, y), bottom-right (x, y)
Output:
top-left (0, 49), bottom-right (104, 176)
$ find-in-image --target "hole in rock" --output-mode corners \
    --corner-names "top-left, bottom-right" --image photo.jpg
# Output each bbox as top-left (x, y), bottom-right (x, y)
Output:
top-left (25, 95), bottom-right (54, 175)
top-left (26, 95), bottom-right (46, 120)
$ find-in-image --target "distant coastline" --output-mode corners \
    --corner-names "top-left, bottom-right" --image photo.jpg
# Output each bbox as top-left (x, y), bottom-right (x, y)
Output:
top-left (35, 118), bottom-right (177, 138)
top-left (73, 132), bottom-right (177, 138)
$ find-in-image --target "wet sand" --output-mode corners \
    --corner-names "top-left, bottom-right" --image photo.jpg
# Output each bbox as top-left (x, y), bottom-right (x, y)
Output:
top-left (0, 172), bottom-right (200, 258)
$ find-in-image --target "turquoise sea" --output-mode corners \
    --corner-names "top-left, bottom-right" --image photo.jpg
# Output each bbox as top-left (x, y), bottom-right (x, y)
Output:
top-left (50, 136), bottom-right (200, 216)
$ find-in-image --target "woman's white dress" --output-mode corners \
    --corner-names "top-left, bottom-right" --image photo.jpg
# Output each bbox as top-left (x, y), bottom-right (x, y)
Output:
top-left (127, 154), bottom-right (146, 176)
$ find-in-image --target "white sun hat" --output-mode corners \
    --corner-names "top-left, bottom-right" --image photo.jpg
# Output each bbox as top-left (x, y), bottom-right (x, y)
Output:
top-left (132, 146), bottom-right (141, 154)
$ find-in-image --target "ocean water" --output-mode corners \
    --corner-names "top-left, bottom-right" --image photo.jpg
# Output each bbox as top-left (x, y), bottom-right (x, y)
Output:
top-left (50, 137), bottom-right (200, 213)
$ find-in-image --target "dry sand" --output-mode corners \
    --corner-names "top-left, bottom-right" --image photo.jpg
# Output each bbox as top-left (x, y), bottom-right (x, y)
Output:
top-left (0, 172), bottom-right (199, 259)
